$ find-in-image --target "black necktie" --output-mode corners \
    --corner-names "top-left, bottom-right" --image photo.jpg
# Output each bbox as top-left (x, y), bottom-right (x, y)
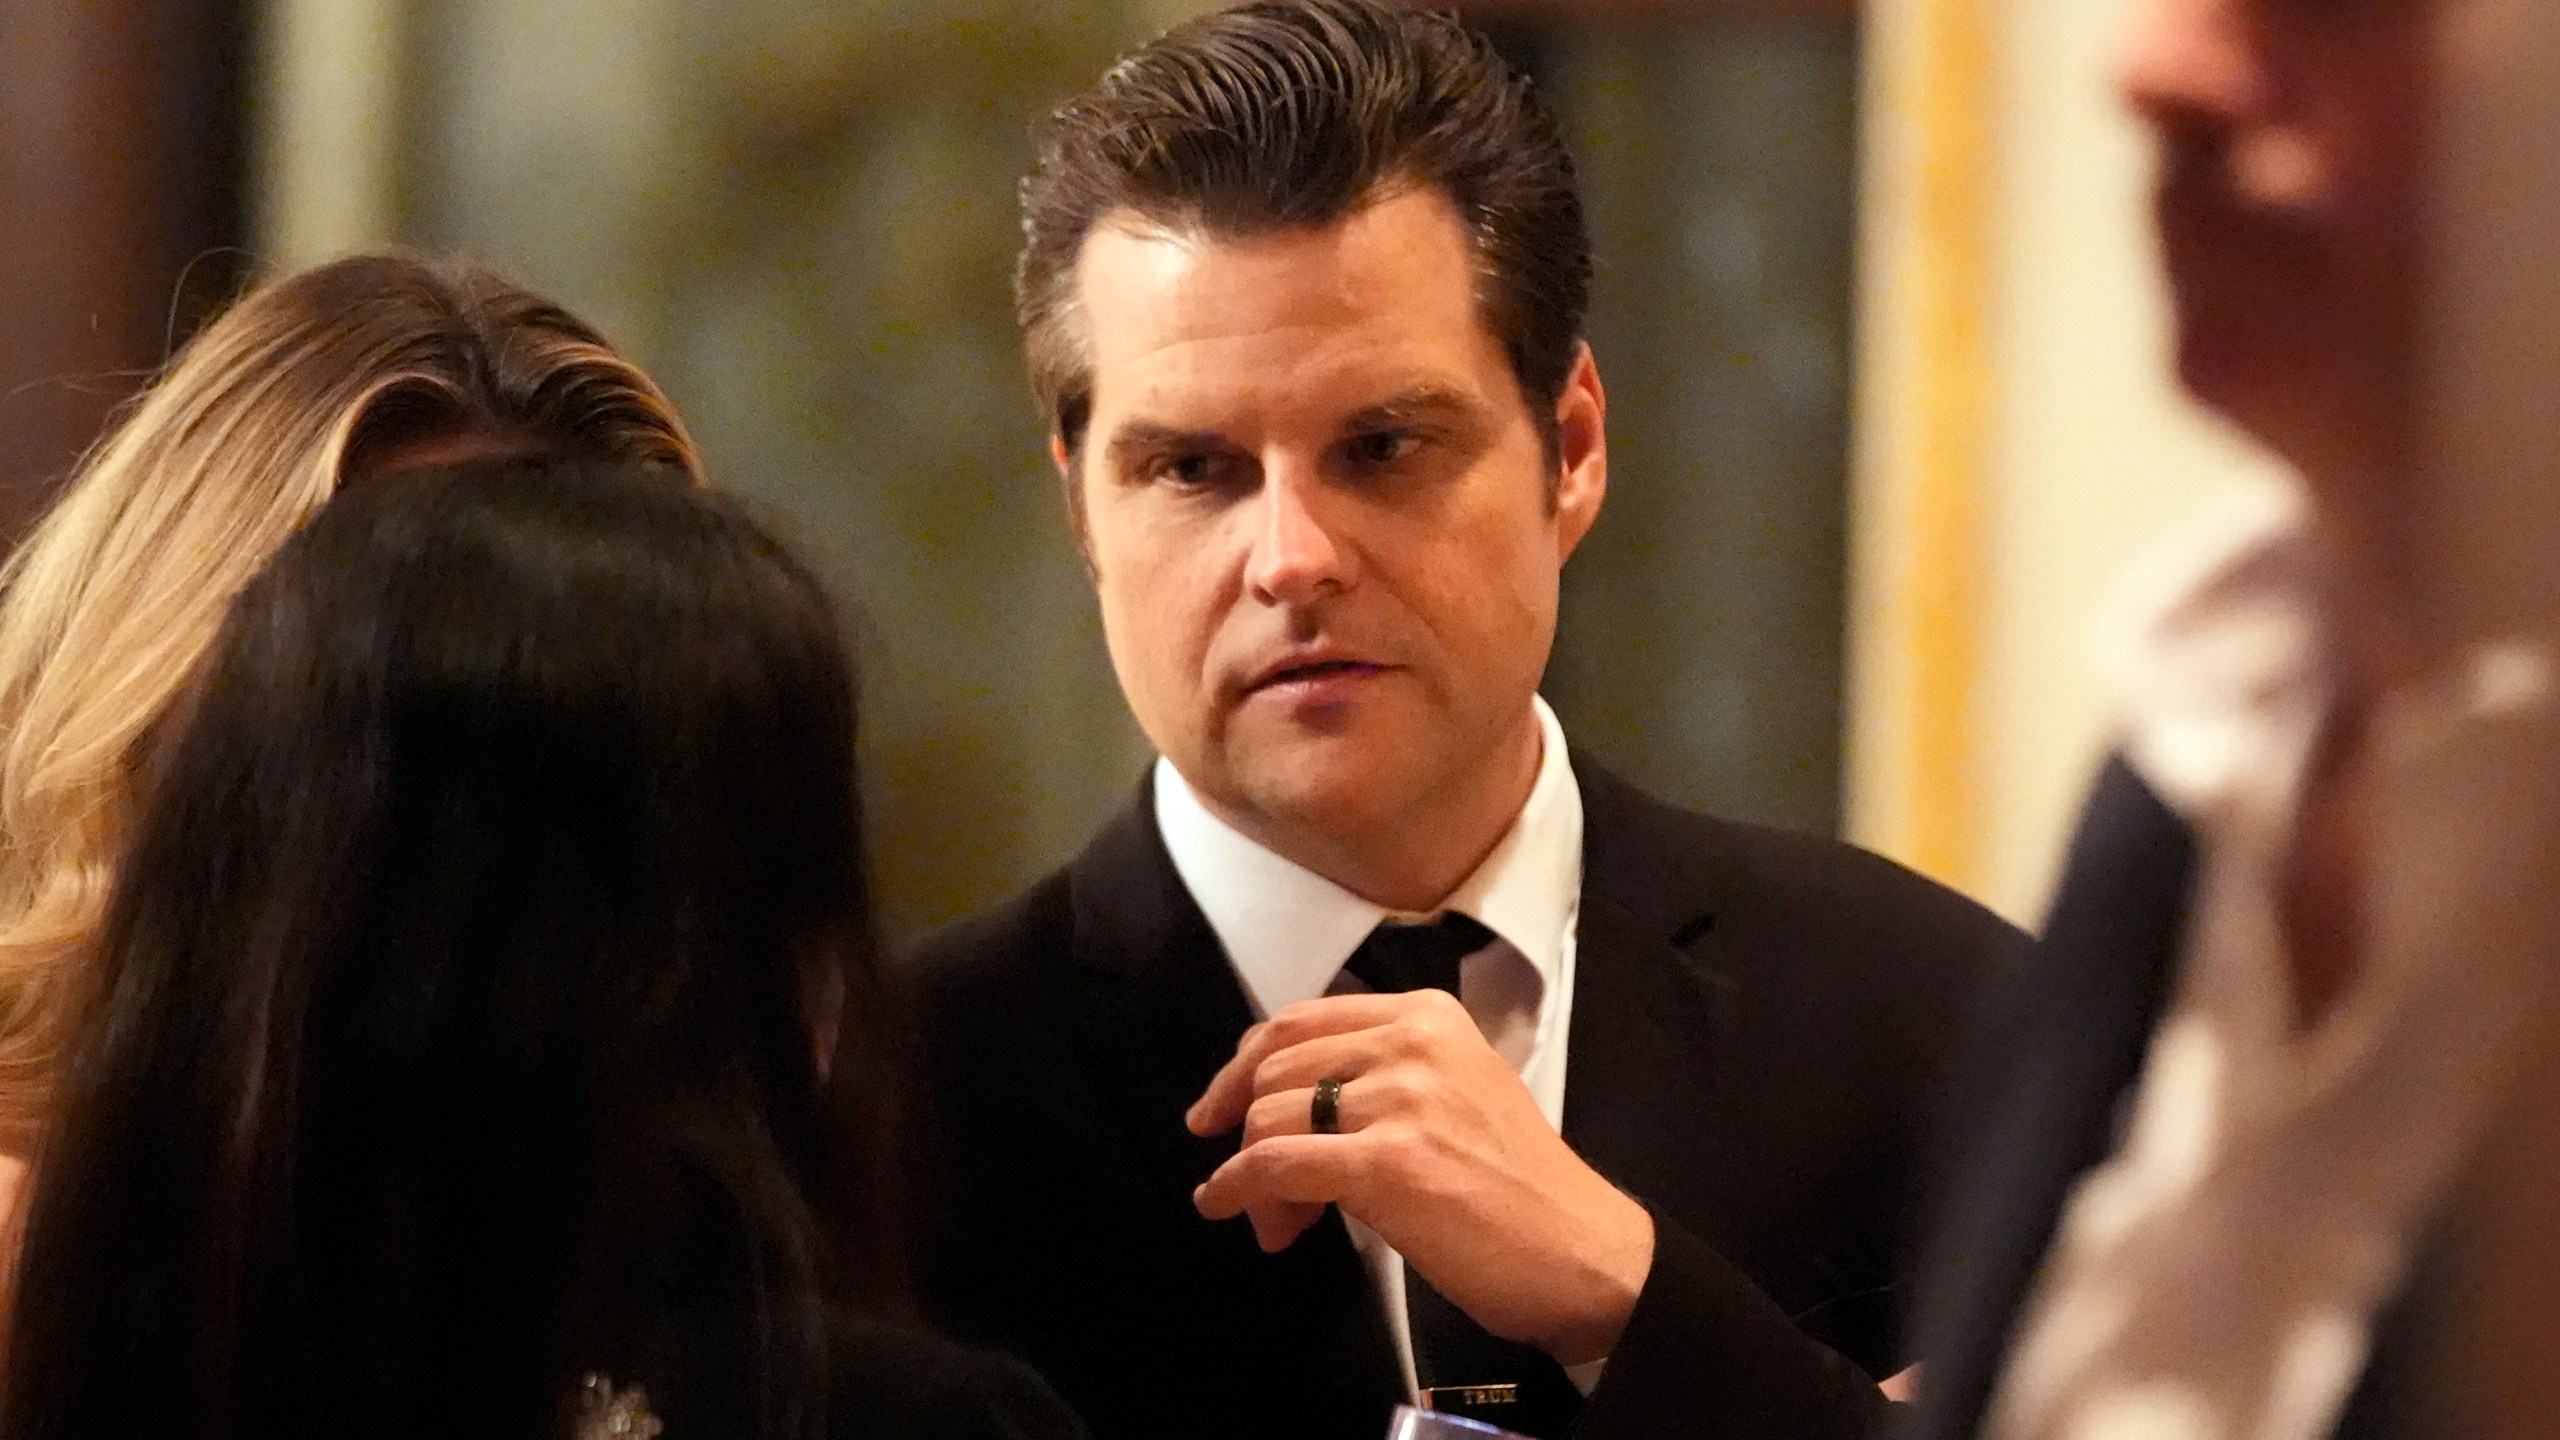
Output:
top-left (1342, 913), bottom-right (1491, 998)
top-left (1340, 915), bottom-right (1583, 1439)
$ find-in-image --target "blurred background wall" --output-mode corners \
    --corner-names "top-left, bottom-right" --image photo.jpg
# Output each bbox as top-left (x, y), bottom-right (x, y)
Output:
top-left (0, 0), bottom-right (2281, 935)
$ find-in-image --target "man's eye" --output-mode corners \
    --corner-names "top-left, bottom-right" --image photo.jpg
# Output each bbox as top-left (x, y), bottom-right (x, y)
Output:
top-left (1147, 453), bottom-right (1225, 486)
top-left (1345, 431), bottom-right (1420, 468)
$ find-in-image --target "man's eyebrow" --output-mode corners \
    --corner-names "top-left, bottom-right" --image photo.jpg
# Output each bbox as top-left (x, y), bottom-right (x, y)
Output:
top-left (1340, 384), bottom-right (1483, 431)
top-left (1103, 420), bottom-right (1229, 461)
top-left (1099, 385), bottom-right (1483, 460)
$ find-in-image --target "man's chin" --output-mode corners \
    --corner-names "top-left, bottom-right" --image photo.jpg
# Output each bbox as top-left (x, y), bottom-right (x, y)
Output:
top-left (2174, 322), bottom-right (2307, 437)
top-left (2168, 280), bottom-right (2382, 442)
top-left (1206, 739), bottom-right (1419, 845)
top-left (2175, 330), bottom-right (2378, 480)
top-left (1234, 764), bottom-right (1405, 838)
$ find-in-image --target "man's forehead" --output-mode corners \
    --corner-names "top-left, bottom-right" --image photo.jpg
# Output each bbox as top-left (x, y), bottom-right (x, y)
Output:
top-left (1070, 192), bottom-right (1511, 424)
top-left (1077, 196), bottom-right (1477, 333)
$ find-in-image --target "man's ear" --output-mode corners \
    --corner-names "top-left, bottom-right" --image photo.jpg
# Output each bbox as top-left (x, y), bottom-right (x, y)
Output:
top-left (1053, 433), bottom-right (1099, 578)
top-left (1552, 344), bottom-right (1608, 561)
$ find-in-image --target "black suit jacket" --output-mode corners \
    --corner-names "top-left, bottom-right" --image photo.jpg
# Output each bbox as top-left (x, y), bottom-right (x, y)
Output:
top-left (903, 764), bottom-right (2028, 1440)
top-left (1903, 757), bottom-right (2429, 1440)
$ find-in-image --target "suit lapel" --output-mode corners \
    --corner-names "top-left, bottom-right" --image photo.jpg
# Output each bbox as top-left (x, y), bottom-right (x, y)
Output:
top-left (1059, 778), bottom-right (1405, 1409)
top-left (1061, 782), bottom-right (1258, 1202)
top-left (1561, 765), bottom-right (1731, 1196)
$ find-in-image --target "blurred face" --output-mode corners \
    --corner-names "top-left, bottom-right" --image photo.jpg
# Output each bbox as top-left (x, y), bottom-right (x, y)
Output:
top-left (2120, 0), bottom-right (2431, 479)
top-left (1063, 188), bottom-right (1605, 879)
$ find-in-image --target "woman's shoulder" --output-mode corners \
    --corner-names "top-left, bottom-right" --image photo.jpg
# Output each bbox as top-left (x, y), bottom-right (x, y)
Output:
top-left (826, 1313), bottom-right (1088, 1440)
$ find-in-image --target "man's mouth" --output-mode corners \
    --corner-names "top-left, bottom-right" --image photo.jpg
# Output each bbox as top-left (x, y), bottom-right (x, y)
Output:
top-left (2157, 145), bottom-right (2330, 248)
top-left (1247, 657), bottom-right (1387, 695)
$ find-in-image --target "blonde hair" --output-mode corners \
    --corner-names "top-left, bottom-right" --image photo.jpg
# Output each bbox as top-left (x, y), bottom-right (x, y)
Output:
top-left (0, 253), bottom-right (702, 1149)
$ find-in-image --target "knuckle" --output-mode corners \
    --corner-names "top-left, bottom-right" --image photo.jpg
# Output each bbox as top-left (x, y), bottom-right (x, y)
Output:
top-left (1360, 1126), bottom-right (1427, 1189)
top-left (1243, 1092), bottom-right (1291, 1141)
top-left (1268, 1133), bottom-right (1311, 1168)
top-left (1390, 1016), bottom-right (1436, 1057)
top-left (1226, 1142), bottom-right (1273, 1181)
top-left (1249, 1140), bottom-right (1307, 1187)
top-left (1408, 1071), bottom-right (1454, 1117)
top-left (1270, 999), bottom-right (1330, 1036)
top-left (1358, 1068), bottom-right (1420, 1116)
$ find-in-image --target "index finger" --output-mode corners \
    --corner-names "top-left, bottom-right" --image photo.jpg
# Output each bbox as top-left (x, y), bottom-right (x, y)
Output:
top-left (1184, 993), bottom-right (1414, 1136)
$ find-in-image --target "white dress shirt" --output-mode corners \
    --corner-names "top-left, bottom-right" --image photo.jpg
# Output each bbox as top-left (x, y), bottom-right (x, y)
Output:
top-left (1987, 480), bottom-right (2560, 1440)
top-left (1153, 694), bottom-right (1586, 1400)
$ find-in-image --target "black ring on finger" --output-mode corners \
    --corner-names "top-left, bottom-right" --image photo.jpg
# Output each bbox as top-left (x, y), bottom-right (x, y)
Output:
top-left (1310, 1074), bottom-right (1347, 1135)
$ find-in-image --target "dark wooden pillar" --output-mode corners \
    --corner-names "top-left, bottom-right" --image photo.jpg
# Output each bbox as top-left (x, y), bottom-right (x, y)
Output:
top-left (0, 0), bottom-right (251, 552)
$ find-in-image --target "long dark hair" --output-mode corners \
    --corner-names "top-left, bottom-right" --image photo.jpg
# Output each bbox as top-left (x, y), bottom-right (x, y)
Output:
top-left (2, 459), bottom-right (883, 1440)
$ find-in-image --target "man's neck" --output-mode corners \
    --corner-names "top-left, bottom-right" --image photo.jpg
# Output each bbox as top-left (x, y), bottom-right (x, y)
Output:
top-left (2303, 509), bottom-right (2425, 701)
top-left (2280, 365), bottom-right (2560, 690)
top-left (2285, 411), bottom-right (2433, 698)
top-left (1203, 711), bottom-right (1547, 914)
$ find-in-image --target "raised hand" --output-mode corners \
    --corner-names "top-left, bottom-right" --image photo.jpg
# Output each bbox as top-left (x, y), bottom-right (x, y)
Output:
top-left (1186, 990), bottom-right (1654, 1366)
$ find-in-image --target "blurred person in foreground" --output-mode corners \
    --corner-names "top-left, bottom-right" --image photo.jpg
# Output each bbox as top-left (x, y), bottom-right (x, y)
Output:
top-left (1906, 2), bottom-right (2560, 1438)
top-left (0, 459), bottom-right (1085, 1440)
top-left (0, 253), bottom-right (702, 1197)
top-left (901, 3), bottom-right (2029, 1437)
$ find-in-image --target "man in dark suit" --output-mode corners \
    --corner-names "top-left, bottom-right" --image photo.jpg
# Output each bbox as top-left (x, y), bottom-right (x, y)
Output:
top-left (902, 4), bottom-right (2026, 1438)
top-left (1906, 2), bottom-right (2560, 1438)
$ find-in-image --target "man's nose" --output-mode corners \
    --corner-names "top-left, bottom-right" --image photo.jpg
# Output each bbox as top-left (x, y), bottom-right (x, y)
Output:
top-left (2119, 0), bottom-right (2264, 135)
top-left (1243, 462), bottom-right (1355, 607)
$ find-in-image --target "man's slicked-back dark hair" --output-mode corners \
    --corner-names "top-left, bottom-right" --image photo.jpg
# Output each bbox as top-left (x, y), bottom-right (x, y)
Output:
top-left (1017, 0), bottom-right (1591, 454)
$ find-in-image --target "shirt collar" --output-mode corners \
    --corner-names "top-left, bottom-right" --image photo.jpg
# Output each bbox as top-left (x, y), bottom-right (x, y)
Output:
top-left (2100, 476), bottom-right (2331, 821)
top-left (1153, 696), bottom-right (1584, 1020)
top-left (2103, 474), bottom-right (2560, 827)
